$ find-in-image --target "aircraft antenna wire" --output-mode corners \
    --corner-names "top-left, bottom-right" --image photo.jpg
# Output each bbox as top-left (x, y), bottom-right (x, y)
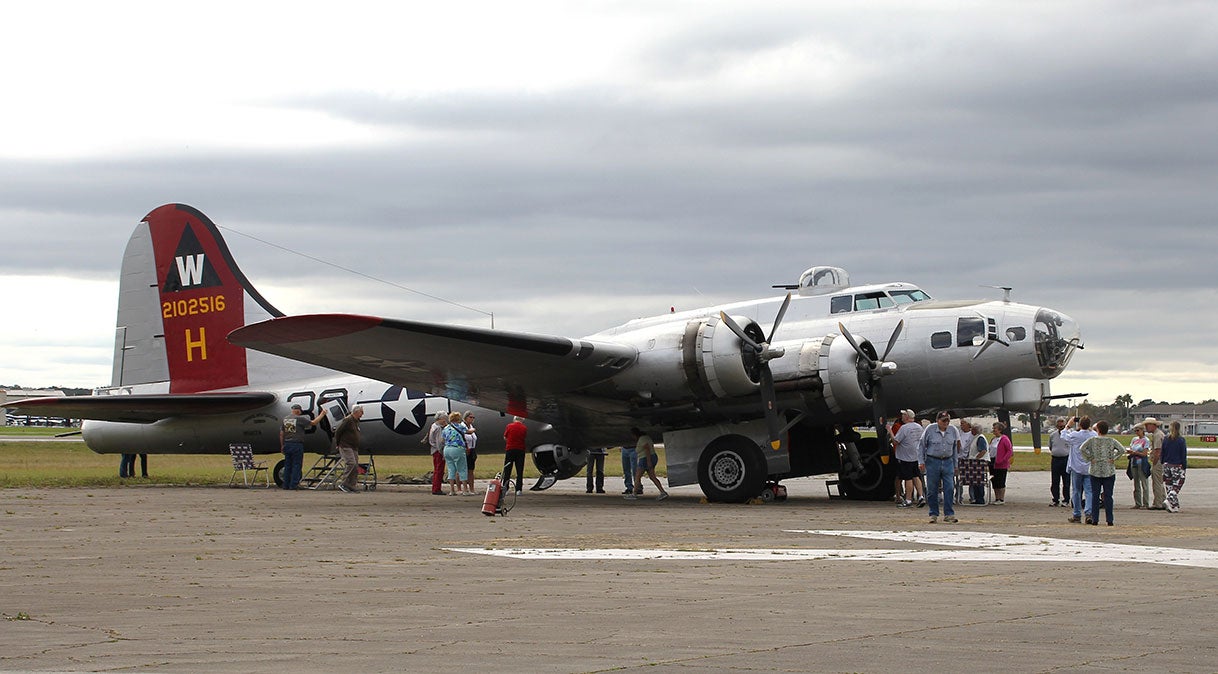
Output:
top-left (218, 226), bottom-right (495, 328)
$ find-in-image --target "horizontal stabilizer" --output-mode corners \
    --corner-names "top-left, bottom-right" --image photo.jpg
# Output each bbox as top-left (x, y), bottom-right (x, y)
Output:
top-left (6, 392), bottom-right (277, 424)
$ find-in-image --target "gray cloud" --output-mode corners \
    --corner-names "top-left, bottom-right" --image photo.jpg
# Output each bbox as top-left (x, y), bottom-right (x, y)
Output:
top-left (1, 1), bottom-right (1215, 400)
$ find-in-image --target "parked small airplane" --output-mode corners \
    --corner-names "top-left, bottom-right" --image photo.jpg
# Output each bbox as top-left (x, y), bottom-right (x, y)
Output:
top-left (9, 204), bottom-right (529, 486)
top-left (231, 223), bottom-right (1083, 502)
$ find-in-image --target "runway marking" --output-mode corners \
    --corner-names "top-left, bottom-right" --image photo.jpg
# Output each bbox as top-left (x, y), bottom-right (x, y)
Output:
top-left (447, 530), bottom-right (1218, 569)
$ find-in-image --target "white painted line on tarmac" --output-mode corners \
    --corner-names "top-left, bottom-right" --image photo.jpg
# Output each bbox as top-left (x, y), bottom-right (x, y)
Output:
top-left (789, 530), bottom-right (1218, 568)
top-left (447, 530), bottom-right (1218, 569)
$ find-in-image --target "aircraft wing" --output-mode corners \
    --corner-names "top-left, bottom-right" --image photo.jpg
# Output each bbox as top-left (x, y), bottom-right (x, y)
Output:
top-left (5, 392), bottom-right (278, 424)
top-left (230, 314), bottom-right (638, 416)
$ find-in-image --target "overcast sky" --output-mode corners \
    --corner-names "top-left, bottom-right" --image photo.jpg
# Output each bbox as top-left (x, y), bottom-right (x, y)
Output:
top-left (2, 1), bottom-right (1215, 408)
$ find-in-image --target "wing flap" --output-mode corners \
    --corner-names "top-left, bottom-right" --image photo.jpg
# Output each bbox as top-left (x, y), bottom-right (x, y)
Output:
top-left (6, 392), bottom-right (278, 424)
top-left (230, 314), bottom-right (637, 415)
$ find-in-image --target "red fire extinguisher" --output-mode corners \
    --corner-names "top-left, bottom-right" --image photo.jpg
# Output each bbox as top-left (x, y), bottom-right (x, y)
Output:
top-left (482, 472), bottom-right (505, 516)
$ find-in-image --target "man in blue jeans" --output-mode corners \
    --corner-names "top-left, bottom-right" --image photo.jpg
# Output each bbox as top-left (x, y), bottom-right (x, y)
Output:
top-left (280, 404), bottom-right (326, 490)
top-left (619, 444), bottom-right (637, 495)
top-left (918, 411), bottom-right (961, 524)
top-left (1062, 416), bottom-right (1096, 523)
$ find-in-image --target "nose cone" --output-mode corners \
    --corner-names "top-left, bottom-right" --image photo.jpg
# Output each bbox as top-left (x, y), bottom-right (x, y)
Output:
top-left (1033, 307), bottom-right (1081, 377)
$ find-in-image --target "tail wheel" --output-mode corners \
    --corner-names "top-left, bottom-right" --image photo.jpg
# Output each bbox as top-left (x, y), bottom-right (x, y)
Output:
top-left (697, 437), bottom-right (767, 503)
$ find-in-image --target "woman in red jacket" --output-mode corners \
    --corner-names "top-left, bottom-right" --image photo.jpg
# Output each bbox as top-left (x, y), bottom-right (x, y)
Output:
top-left (989, 422), bottom-right (1014, 504)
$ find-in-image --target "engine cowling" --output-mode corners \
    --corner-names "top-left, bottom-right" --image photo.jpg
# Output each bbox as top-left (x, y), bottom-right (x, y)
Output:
top-left (530, 444), bottom-right (587, 480)
top-left (603, 316), bottom-right (763, 402)
top-left (794, 333), bottom-right (874, 417)
top-left (681, 314), bottom-right (763, 400)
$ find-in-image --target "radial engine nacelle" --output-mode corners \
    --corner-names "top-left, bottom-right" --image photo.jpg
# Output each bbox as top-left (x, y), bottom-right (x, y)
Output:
top-left (528, 443), bottom-right (589, 491)
top-left (605, 314), bottom-right (779, 402)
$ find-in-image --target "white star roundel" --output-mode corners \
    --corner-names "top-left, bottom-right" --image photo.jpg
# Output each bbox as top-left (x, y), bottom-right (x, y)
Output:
top-left (379, 386), bottom-right (428, 435)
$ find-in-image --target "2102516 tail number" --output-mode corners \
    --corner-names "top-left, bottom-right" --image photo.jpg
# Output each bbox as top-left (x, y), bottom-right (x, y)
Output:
top-left (162, 294), bottom-right (226, 319)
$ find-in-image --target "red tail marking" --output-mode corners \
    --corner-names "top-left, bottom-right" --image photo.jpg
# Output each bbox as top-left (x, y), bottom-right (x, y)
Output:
top-left (145, 205), bottom-right (248, 393)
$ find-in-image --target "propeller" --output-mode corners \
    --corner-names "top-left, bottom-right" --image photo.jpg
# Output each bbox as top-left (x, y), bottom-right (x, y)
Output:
top-left (837, 320), bottom-right (904, 449)
top-left (719, 292), bottom-right (792, 450)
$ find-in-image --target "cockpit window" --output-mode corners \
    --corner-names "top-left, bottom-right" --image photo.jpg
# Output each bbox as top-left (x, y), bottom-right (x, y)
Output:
top-left (957, 317), bottom-right (985, 347)
top-left (890, 289), bottom-right (931, 304)
top-left (830, 295), bottom-right (852, 314)
top-left (1006, 327), bottom-right (1026, 342)
top-left (854, 292), bottom-right (894, 311)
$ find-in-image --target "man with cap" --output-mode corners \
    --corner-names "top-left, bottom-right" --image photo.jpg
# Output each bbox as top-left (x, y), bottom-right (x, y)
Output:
top-left (891, 409), bottom-right (925, 508)
top-left (1144, 417), bottom-right (1167, 510)
top-left (1048, 417), bottom-right (1071, 507)
top-left (917, 411), bottom-right (961, 524)
top-left (280, 404), bottom-right (327, 490)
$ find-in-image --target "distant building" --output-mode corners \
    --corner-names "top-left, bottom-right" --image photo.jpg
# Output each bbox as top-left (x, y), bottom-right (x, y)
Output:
top-left (1, 389), bottom-right (66, 404)
top-left (1132, 401), bottom-right (1218, 435)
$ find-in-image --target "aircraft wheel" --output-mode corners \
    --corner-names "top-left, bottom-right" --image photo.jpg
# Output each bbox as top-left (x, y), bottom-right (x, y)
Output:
top-left (272, 459), bottom-right (286, 488)
top-left (839, 438), bottom-right (894, 501)
top-left (759, 487), bottom-right (775, 503)
top-left (697, 437), bottom-right (767, 503)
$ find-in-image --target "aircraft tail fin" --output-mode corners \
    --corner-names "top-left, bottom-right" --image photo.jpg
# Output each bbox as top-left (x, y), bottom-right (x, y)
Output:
top-left (112, 204), bottom-right (321, 393)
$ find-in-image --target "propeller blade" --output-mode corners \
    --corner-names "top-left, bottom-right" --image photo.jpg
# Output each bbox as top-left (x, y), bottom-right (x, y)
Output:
top-left (879, 319), bottom-right (904, 362)
top-left (766, 292), bottom-right (792, 344)
top-left (719, 311), bottom-right (759, 351)
top-left (758, 366), bottom-right (782, 450)
top-left (837, 322), bottom-right (875, 367)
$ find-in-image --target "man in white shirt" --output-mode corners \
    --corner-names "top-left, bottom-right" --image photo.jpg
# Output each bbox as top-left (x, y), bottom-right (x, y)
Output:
top-left (1048, 417), bottom-right (1070, 507)
top-left (891, 410), bottom-right (925, 508)
top-left (1062, 416), bottom-right (1097, 523)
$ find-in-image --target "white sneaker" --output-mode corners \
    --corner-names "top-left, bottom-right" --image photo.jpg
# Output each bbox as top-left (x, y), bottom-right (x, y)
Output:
top-left (515, 490), bottom-right (523, 496)
top-left (624, 493), bottom-right (637, 500)
top-left (656, 493), bottom-right (669, 501)
top-left (993, 499), bottom-right (1005, 505)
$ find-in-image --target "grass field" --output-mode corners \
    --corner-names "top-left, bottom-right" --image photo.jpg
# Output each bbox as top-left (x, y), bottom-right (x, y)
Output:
top-left (0, 439), bottom-right (551, 488)
top-left (1, 428), bottom-right (1213, 488)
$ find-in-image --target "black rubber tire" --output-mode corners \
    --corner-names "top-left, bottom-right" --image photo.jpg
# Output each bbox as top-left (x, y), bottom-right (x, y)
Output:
top-left (272, 459), bottom-right (286, 488)
top-left (697, 437), bottom-right (768, 503)
top-left (839, 437), bottom-right (895, 501)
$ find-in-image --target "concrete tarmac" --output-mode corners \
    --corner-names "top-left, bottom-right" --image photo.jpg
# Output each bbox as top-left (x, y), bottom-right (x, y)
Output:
top-left (2, 470), bottom-right (1216, 673)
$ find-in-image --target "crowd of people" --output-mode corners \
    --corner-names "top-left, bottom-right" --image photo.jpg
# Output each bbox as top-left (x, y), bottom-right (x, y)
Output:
top-left (890, 411), bottom-right (1190, 525)
top-left (1057, 415), bottom-right (1191, 522)
top-left (275, 404), bottom-right (1190, 515)
top-left (422, 410), bottom-right (483, 496)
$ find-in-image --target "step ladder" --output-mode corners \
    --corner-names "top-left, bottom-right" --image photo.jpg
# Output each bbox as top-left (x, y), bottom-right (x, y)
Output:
top-left (301, 453), bottom-right (377, 491)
